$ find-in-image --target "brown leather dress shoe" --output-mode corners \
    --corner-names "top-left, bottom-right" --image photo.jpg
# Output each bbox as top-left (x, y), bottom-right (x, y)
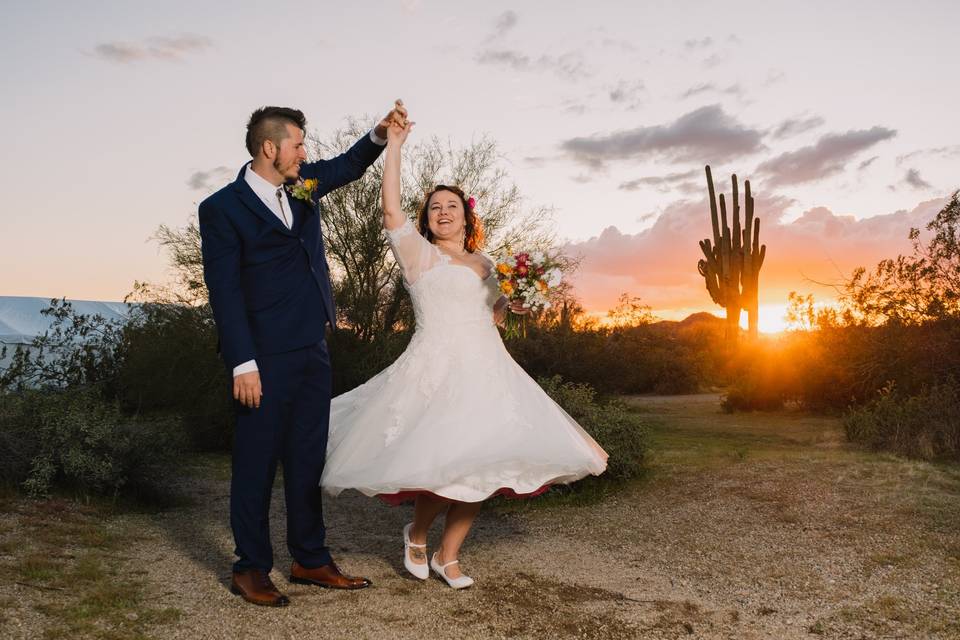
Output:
top-left (289, 560), bottom-right (372, 590)
top-left (230, 569), bottom-right (290, 607)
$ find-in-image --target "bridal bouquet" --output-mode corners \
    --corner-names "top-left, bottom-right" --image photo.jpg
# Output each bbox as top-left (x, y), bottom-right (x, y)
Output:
top-left (494, 249), bottom-right (563, 339)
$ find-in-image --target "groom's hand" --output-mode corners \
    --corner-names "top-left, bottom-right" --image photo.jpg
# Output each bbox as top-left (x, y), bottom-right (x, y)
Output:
top-left (234, 371), bottom-right (263, 409)
top-left (375, 99), bottom-right (409, 139)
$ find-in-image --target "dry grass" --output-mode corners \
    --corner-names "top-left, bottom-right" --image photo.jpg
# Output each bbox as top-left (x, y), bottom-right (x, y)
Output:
top-left (0, 497), bottom-right (180, 640)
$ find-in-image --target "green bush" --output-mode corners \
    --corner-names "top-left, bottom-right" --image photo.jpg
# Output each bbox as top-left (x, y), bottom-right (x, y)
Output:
top-left (843, 380), bottom-right (960, 461)
top-left (508, 323), bottom-right (706, 396)
top-left (118, 302), bottom-right (233, 451)
top-left (0, 387), bottom-right (186, 498)
top-left (538, 376), bottom-right (649, 489)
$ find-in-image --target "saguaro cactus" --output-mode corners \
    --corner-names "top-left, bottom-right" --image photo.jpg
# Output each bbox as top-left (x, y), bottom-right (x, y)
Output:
top-left (697, 165), bottom-right (766, 344)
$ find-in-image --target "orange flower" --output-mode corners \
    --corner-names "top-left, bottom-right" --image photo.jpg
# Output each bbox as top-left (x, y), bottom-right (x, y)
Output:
top-left (536, 280), bottom-right (548, 292)
top-left (304, 179), bottom-right (318, 191)
top-left (496, 263), bottom-right (513, 277)
top-left (500, 281), bottom-right (514, 296)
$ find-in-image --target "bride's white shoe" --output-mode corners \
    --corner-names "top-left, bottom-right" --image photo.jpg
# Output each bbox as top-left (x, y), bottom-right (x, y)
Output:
top-left (403, 523), bottom-right (429, 580)
top-left (430, 552), bottom-right (474, 589)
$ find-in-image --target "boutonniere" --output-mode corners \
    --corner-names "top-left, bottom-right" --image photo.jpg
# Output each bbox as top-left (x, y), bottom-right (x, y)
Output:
top-left (287, 178), bottom-right (319, 204)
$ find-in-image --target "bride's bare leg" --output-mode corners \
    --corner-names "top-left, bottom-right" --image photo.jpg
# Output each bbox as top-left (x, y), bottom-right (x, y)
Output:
top-left (436, 500), bottom-right (482, 578)
top-left (409, 494), bottom-right (449, 564)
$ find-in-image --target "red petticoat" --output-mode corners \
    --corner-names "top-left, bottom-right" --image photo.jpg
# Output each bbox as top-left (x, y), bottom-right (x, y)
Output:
top-left (377, 484), bottom-right (551, 506)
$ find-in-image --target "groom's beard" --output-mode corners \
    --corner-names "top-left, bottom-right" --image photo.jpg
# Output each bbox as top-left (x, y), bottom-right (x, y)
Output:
top-left (274, 157), bottom-right (300, 179)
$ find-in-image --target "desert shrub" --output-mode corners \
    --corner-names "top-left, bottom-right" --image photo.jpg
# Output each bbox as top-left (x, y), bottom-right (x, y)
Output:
top-left (117, 302), bottom-right (233, 451)
top-left (720, 379), bottom-right (786, 412)
top-left (508, 323), bottom-right (707, 396)
top-left (538, 376), bottom-right (649, 488)
top-left (843, 380), bottom-right (960, 461)
top-left (328, 327), bottom-right (413, 396)
top-left (0, 387), bottom-right (186, 498)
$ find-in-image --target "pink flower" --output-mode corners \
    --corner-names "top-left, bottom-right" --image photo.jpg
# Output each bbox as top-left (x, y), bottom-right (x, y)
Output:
top-left (467, 196), bottom-right (476, 209)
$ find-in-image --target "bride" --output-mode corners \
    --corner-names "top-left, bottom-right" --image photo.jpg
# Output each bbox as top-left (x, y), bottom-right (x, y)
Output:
top-left (321, 110), bottom-right (608, 589)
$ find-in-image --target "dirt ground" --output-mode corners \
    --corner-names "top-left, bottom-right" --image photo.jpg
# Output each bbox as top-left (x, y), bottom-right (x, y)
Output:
top-left (2, 394), bottom-right (959, 639)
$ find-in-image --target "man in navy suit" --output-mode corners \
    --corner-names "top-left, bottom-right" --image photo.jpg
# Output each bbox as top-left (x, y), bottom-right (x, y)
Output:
top-left (199, 102), bottom-right (408, 606)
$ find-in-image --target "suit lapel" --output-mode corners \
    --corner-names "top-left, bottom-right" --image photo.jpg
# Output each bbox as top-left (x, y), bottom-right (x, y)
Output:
top-left (286, 190), bottom-right (317, 235)
top-left (231, 166), bottom-right (296, 237)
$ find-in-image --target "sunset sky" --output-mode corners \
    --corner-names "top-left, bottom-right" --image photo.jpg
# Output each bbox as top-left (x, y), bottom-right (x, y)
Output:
top-left (1, 1), bottom-right (957, 332)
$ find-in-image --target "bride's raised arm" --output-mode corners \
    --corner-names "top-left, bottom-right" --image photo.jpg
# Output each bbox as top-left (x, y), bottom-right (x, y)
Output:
top-left (382, 114), bottom-right (414, 231)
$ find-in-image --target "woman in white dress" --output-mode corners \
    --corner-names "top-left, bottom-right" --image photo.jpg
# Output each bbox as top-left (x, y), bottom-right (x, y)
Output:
top-left (321, 115), bottom-right (608, 589)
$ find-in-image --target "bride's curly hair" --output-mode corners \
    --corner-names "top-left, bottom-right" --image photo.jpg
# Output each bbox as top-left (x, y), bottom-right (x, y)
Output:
top-left (417, 185), bottom-right (485, 253)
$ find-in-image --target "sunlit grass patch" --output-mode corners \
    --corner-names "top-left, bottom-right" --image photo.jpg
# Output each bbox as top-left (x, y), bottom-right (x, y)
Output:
top-left (1, 496), bottom-right (180, 640)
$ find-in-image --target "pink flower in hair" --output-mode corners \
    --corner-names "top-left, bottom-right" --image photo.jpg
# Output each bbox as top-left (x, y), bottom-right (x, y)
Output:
top-left (467, 196), bottom-right (476, 209)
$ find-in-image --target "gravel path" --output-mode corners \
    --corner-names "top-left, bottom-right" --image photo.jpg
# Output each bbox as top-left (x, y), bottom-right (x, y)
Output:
top-left (10, 394), bottom-right (960, 639)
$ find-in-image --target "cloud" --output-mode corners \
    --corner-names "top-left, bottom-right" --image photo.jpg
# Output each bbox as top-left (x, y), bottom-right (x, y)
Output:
top-left (771, 115), bottom-right (825, 140)
top-left (560, 104), bottom-right (764, 169)
top-left (599, 37), bottom-right (638, 53)
top-left (488, 10), bottom-right (518, 40)
top-left (680, 83), bottom-right (744, 100)
top-left (476, 48), bottom-right (590, 80)
top-left (763, 70), bottom-right (786, 87)
top-left (755, 126), bottom-right (896, 186)
top-left (904, 168), bottom-right (932, 190)
top-left (562, 100), bottom-right (588, 115)
top-left (91, 34), bottom-right (212, 63)
top-left (858, 155), bottom-right (879, 170)
top-left (608, 80), bottom-right (645, 108)
top-left (562, 195), bottom-right (949, 314)
top-left (684, 37), bottom-right (714, 50)
top-left (187, 166), bottom-right (231, 191)
top-left (702, 52), bottom-right (727, 68)
top-left (618, 169), bottom-right (700, 192)
top-left (896, 145), bottom-right (960, 165)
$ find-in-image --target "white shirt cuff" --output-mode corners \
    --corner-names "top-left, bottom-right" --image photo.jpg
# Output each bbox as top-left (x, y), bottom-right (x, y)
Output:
top-left (233, 359), bottom-right (259, 377)
top-left (369, 128), bottom-right (387, 146)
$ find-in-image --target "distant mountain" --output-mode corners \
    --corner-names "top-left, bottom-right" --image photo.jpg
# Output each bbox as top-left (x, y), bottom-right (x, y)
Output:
top-left (651, 311), bottom-right (725, 330)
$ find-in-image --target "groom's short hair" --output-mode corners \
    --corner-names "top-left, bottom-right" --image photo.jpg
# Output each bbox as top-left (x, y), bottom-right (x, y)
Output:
top-left (245, 107), bottom-right (307, 157)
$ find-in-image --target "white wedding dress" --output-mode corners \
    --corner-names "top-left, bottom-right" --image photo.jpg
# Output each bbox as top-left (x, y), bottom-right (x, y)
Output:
top-left (321, 219), bottom-right (608, 503)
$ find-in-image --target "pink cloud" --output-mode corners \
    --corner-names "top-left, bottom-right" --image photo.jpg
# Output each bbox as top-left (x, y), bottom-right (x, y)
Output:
top-left (563, 195), bottom-right (949, 315)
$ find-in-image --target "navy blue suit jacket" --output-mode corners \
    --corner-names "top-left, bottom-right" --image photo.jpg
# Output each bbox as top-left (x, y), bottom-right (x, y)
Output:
top-left (199, 134), bottom-right (384, 369)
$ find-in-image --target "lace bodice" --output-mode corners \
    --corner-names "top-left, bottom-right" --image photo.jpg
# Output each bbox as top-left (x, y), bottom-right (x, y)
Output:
top-left (384, 219), bottom-right (502, 332)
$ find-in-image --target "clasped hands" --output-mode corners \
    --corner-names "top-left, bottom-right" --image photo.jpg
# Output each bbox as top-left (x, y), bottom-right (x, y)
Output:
top-left (375, 99), bottom-right (413, 144)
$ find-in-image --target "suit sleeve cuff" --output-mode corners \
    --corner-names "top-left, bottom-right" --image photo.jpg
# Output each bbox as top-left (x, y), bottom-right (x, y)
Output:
top-left (369, 128), bottom-right (387, 146)
top-left (233, 359), bottom-right (259, 377)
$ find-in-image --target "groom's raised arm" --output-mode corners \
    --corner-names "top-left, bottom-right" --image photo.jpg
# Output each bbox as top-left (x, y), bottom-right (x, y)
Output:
top-left (199, 200), bottom-right (257, 370)
top-left (298, 131), bottom-right (385, 198)
top-left (299, 101), bottom-right (409, 198)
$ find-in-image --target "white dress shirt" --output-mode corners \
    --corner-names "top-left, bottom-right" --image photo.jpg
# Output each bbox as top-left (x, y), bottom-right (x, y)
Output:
top-left (233, 129), bottom-right (386, 377)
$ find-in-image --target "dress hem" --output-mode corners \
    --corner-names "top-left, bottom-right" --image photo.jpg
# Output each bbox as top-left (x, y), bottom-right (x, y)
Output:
top-left (375, 484), bottom-right (551, 506)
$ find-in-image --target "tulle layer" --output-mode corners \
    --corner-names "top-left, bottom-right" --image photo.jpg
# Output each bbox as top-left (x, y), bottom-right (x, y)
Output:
top-left (320, 268), bottom-right (608, 502)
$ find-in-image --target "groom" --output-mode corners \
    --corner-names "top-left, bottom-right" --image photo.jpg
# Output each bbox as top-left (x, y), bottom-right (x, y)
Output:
top-left (199, 102), bottom-right (407, 606)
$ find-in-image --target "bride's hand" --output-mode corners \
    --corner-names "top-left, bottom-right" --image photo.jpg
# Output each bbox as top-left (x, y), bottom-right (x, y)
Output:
top-left (387, 118), bottom-right (414, 146)
top-left (494, 303), bottom-right (507, 327)
top-left (376, 99), bottom-right (410, 139)
top-left (509, 300), bottom-right (530, 315)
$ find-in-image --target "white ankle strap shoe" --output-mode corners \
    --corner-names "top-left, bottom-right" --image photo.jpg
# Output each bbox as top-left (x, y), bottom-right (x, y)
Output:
top-left (430, 552), bottom-right (474, 589)
top-left (403, 523), bottom-right (429, 580)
